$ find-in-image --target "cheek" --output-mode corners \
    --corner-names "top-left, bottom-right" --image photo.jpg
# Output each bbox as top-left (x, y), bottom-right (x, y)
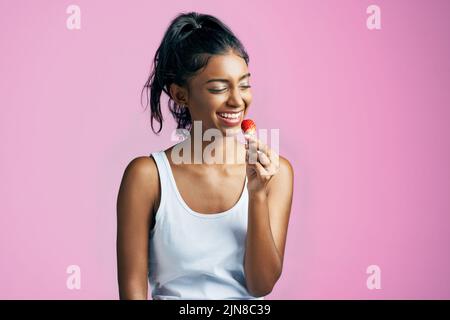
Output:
top-left (203, 96), bottom-right (226, 112)
top-left (244, 92), bottom-right (253, 105)
top-left (189, 93), bottom-right (217, 114)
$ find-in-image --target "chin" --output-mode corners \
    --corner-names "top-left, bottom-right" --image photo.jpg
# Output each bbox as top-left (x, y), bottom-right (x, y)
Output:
top-left (221, 126), bottom-right (242, 138)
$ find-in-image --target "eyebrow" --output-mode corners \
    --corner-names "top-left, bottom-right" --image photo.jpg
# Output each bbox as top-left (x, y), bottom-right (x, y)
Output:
top-left (204, 73), bottom-right (251, 84)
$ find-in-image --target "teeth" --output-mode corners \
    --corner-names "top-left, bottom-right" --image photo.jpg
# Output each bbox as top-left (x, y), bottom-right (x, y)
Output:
top-left (218, 112), bottom-right (241, 119)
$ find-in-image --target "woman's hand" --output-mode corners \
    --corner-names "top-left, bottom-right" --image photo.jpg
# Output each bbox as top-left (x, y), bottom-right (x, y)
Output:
top-left (244, 134), bottom-right (280, 196)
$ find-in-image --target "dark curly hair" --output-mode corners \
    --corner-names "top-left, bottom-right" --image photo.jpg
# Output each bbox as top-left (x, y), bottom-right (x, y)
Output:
top-left (140, 11), bottom-right (250, 134)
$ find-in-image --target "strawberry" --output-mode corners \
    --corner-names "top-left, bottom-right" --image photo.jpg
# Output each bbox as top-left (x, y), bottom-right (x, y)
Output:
top-left (241, 119), bottom-right (256, 135)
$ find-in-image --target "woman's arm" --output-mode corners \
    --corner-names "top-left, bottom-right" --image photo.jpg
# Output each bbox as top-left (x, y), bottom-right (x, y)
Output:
top-left (116, 157), bottom-right (158, 300)
top-left (244, 153), bottom-right (294, 297)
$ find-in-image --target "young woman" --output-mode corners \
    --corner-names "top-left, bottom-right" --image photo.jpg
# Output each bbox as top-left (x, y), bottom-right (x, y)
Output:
top-left (116, 12), bottom-right (294, 300)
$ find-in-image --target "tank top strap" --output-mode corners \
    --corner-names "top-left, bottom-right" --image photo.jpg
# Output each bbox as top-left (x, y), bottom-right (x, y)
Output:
top-left (150, 150), bottom-right (172, 211)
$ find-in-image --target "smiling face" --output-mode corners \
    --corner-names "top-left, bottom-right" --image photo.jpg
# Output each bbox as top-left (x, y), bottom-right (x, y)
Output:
top-left (170, 50), bottom-right (253, 136)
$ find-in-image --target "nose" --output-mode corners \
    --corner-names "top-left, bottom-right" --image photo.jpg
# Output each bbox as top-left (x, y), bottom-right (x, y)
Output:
top-left (227, 87), bottom-right (245, 109)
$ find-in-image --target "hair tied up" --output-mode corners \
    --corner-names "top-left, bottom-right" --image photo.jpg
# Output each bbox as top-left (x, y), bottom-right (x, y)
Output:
top-left (141, 12), bottom-right (249, 135)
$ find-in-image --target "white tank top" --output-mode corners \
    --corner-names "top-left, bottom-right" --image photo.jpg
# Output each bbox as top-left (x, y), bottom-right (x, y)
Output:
top-left (148, 150), bottom-right (264, 300)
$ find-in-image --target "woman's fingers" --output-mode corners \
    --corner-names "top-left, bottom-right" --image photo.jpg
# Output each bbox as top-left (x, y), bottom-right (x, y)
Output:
top-left (258, 150), bottom-right (271, 166)
top-left (244, 135), bottom-right (279, 187)
top-left (245, 135), bottom-right (278, 170)
top-left (246, 135), bottom-right (270, 156)
top-left (269, 149), bottom-right (280, 168)
top-left (246, 155), bottom-right (271, 177)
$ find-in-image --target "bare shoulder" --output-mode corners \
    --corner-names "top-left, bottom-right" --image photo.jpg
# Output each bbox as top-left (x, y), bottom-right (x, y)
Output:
top-left (274, 154), bottom-right (294, 182)
top-left (278, 155), bottom-right (294, 177)
top-left (123, 156), bottom-right (158, 184)
top-left (124, 156), bottom-right (157, 178)
top-left (118, 156), bottom-right (160, 207)
top-left (267, 154), bottom-right (294, 193)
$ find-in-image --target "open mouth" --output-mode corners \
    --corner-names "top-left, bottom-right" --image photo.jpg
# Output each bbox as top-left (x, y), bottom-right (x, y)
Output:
top-left (216, 111), bottom-right (243, 125)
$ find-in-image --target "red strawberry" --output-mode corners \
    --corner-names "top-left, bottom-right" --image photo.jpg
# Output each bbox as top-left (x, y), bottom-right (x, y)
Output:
top-left (241, 119), bottom-right (256, 135)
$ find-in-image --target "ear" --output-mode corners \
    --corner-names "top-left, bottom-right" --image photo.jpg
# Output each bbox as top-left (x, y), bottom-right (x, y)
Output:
top-left (169, 83), bottom-right (189, 106)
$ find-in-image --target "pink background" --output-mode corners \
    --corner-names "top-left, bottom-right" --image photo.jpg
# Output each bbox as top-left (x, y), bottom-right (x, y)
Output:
top-left (1, 0), bottom-right (449, 299)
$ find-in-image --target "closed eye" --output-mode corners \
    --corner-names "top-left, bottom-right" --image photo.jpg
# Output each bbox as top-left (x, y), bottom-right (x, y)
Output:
top-left (209, 85), bottom-right (252, 93)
